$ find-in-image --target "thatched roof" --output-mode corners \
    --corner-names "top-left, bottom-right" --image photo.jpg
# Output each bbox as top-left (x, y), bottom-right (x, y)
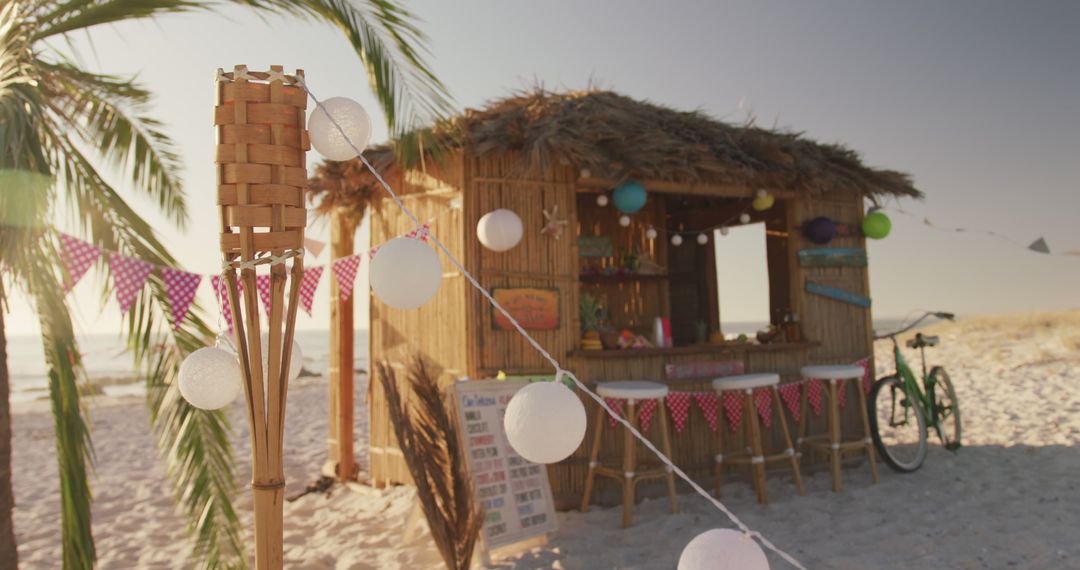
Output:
top-left (309, 89), bottom-right (921, 215)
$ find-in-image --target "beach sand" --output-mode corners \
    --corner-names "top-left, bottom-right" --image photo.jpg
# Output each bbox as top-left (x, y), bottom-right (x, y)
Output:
top-left (10, 310), bottom-right (1080, 569)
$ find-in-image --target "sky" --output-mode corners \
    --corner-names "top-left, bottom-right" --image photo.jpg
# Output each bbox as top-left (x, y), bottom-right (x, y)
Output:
top-left (6, 0), bottom-right (1079, 336)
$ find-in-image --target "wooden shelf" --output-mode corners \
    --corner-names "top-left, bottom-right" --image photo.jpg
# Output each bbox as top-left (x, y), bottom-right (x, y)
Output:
top-left (567, 341), bottom-right (820, 359)
top-left (578, 273), bottom-right (669, 283)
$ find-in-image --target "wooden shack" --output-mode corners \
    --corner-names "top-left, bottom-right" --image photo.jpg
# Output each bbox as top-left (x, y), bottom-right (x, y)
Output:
top-left (309, 90), bottom-right (920, 508)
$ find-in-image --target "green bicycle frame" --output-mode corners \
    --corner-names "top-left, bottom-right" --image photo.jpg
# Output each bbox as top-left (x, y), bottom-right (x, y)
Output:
top-left (890, 338), bottom-right (940, 432)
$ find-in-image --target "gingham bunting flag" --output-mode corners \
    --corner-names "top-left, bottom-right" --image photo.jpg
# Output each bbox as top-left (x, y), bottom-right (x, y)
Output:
top-left (210, 275), bottom-right (243, 331)
top-left (161, 268), bottom-right (201, 329)
top-left (721, 391), bottom-right (743, 433)
top-left (603, 397), bottom-right (624, 429)
top-left (108, 253), bottom-right (154, 313)
top-left (299, 266), bottom-right (324, 315)
top-left (753, 388), bottom-right (773, 429)
top-left (693, 392), bottom-right (720, 432)
top-left (304, 237), bottom-right (326, 258)
top-left (255, 275), bottom-right (273, 317)
top-left (806, 378), bottom-right (824, 417)
top-left (778, 383), bottom-right (802, 423)
top-left (638, 399), bottom-right (657, 433)
top-left (331, 255), bottom-right (362, 301)
top-left (854, 357), bottom-right (873, 395)
top-left (665, 392), bottom-right (692, 434)
top-left (58, 234), bottom-right (100, 292)
top-left (369, 223), bottom-right (431, 258)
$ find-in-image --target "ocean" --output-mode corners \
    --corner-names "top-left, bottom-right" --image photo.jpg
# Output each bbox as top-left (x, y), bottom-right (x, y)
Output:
top-left (4, 318), bottom-right (921, 404)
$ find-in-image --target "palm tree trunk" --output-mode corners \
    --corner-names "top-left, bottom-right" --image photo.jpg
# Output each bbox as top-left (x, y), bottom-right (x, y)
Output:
top-left (0, 306), bottom-right (19, 569)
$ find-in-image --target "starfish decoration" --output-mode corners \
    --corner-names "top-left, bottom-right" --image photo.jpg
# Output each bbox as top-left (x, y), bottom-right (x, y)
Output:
top-left (540, 205), bottom-right (569, 239)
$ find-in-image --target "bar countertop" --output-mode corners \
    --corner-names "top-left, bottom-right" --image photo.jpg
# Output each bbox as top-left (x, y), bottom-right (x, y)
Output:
top-left (567, 341), bottom-right (820, 359)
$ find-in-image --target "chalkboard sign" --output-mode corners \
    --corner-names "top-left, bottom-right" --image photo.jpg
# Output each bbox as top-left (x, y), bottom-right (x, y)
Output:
top-left (452, 380), bottom-right (558, 551)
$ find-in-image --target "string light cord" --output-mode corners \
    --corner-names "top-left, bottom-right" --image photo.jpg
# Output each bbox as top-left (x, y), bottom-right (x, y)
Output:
top-left (300, 81), bottom-right (808, 570)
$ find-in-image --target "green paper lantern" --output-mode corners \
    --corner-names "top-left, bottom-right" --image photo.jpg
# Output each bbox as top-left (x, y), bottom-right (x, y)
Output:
top-left (862, 211), bottom-right (892, 239)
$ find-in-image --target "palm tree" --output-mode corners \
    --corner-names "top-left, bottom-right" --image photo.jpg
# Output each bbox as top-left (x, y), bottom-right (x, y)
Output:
top-left (0, 0), bottom-right (451, 567)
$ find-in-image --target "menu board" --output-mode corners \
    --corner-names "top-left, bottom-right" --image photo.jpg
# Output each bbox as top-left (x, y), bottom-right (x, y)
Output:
top-left (452, 380), bottom-right (558, 550)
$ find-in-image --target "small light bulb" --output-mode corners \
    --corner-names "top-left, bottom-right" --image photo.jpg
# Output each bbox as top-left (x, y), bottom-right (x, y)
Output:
top-left (697, 233), bottom-right (708, 245)
top-left (645, 228), bottom-right (658, 240)
top-left (618, 215), bottom-right (631, 227)
top-left (739, 213), bottom-right (751, 224)
top-left (597, 194), bottom-right (609, 207)
top-left (671, 234), bottom-right (683, 246)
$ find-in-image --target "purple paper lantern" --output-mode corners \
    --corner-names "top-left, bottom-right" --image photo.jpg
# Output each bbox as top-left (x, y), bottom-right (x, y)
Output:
top-left (803, 216), bottom-right (836, 244)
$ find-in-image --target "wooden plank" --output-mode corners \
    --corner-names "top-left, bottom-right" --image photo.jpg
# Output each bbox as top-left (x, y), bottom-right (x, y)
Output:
top-left (797, 247), bottom-right (867, 267)
top-left (805, 281), bottom-right (872, 308)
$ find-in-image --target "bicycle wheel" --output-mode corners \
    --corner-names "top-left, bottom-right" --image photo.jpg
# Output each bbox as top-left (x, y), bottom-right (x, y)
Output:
top-left (869, 376), bottom-right (928, 472)
top-left (929, 366), bottom-right (962, 451)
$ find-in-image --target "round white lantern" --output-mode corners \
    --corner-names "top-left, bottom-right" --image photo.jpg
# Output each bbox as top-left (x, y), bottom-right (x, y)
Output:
top-left (697, 233), bottom-right (708, 245)
top-left (370, 237), bottom-right (442, 309)
top-left (719, 226), bottom-right (729, 236)
top-left (645, 228), bottom-right (658, 240)
top-left (476, 208), bottom-right (524, 252)
top-left (504, 381), bottom-right (586, 464)
top-left (678, 529), bottom-right (770, 570)
top-left (178, 347), bottom-right (242, 410)
top-left (671, 234), bottom-right (683, 247)
top-left (308, 97), bottom-right (372, 161)
top-left (618, 215), bottom-right (631, 227)
top-left (739, 213), bottom-right (751, 224)
top-left (260, 332), bottom-right (303, 382)
top-left (596, 194), bottom-right (609, 207)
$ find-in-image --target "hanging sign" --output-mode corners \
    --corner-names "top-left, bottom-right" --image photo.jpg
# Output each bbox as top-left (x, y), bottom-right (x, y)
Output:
top-left (492, 288), bottom-right (560, 330)
top-left (451, 380), bottom-right (558, 551)
top-left (577, 235), bottom-right (613, 258)
top-left (797, 247), bottom-right (867, 267)
top-left (806, 281), bottom-right (871, 308)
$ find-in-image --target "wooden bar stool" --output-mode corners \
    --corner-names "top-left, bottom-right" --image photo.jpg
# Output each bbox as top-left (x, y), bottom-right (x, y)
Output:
top-left (798, 365), bottom-right (880, 492)
top-left (712, 373), bottom-right (805, 504)
top-left (581, 381), bottom-right (678, 528)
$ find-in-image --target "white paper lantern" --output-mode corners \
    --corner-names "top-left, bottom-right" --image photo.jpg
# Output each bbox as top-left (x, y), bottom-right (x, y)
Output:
top-left (596, 194), bottom-right (609, 207)
top-left (739, 213), bottom-right (751, 224)
top-left (504, 381), bottom-right (586, 464)
top-left (671, 234), bottom-right (683, 246)
top-left (697, 233), bottom-right (708, 245)
top-left (618, 215), bottom-right (631, 227)
top-left (308, 97), bottom-right (372, 161)
top-left (477, 208), bottom-right (524, 252)
top-left (178, 347), bottom-right (242, 410)
top-left (370, 237), bottom-right (442, 309)
top-left (678, 529), bottom-right (770, 570)
top-left (720, 226), bottom-right (729, 236)
top-left (645, 228), bottom-right (658, 240)
top-left (260, 332), bottom-right (304, 382)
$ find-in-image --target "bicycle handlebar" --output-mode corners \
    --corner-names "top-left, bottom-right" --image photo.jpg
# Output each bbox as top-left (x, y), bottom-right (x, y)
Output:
top-left (873, 311), bottom-right (954, 340)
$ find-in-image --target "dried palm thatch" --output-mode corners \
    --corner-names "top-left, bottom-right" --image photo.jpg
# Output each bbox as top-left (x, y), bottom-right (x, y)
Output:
top-left (309, 88), bottom-right (921, 216)
top-left (376, 357), bottom-right (482, 570)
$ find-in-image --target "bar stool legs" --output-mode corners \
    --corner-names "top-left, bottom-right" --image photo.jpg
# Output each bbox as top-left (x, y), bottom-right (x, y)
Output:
top-left (771, 387), bottom-right (806, 496)
top-left (799, 365), bottom-right (880, 492)
top-left (855, 378), bottom-right (880, 485)
top-left (621, 399), bottom-right (637, 528)
top-left (580, 401), bottom-right (605, 513)
top-left (656, 400), bottom-right (679, 515)
top-left (743, 389), bottom-right (768, 504)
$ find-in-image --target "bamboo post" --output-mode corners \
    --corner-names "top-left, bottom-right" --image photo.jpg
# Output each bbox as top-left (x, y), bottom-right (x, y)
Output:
top-left (328, 208), bottom-right (358, 481)
top-left (215, 65), bottom-right (309, 570)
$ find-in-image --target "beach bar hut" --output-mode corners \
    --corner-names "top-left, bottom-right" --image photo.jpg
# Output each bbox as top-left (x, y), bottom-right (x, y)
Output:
top-left (309, 90), bottom-right (920, 507)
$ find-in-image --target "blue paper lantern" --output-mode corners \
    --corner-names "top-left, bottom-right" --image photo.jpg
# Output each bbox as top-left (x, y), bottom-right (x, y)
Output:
top-left (613, 180), bottom-right (647, 213)
top-left (803, 216), bottom-right (836, 244)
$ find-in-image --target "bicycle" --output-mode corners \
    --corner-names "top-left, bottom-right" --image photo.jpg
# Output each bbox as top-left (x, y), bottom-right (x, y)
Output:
top-left (868, 311), bottom-right (962, 473)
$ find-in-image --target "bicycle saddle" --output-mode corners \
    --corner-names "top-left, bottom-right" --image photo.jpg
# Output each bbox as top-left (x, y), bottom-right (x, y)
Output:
top-left (906, 333), bottom-right (939, 348)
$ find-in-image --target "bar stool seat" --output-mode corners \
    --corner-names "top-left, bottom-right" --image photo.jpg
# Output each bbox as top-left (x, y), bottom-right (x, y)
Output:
top-left (712, 373), bottom-right (779, 391)
top-left (712, 372), bottom-right (804, 504)
top-left (798, 364), bottom-right (879, 492)
top-left (582, 380), bottom-right (678, 528)
top-left (597, 380), bottom-right (668, 400)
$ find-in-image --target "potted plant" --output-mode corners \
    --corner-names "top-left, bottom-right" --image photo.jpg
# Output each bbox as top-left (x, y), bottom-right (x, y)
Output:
top-left (579, 293), bottom-right (603, 350)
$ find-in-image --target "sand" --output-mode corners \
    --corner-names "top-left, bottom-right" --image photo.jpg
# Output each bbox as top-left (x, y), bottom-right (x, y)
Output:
top-left (10, 310), bottom-right (1080, 569)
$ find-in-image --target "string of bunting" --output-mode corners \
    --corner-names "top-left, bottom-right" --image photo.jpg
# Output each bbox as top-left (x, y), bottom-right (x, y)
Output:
top-left (881, 204), bottom-right (1080, 257)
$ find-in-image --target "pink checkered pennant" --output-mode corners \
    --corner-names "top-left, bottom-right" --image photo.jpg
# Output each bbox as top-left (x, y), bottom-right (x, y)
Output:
top-left (332, 255), bottom-right (362, 301)
top-left (721, 391), bottom-right (743, 433)
top-left (693, 392), bottom-right (720, 432)
top-left (638, 399), bottom-right (658, 433)
top-left (210, 275), bottom-right (243, 331)
top-left (603, 397), bottom-right (624, 429)
top-left (853, 357), bottom-right (873, 395)
top-left (665, 392), bottom-right (692, 434)
top-left (161, 268), bottom-right (201, 330)
top-left (108, 253), bottom-right (154, 313)
top-left (806, 378), bottom-right (824, 417)
top-left (58, 233), bottom-right (101, 292)
top-left (255, 275), bottom-right (272, 317)
top-left (778, 383), bottom-right (802, 423)
top-left (753, 388), bottom-right (773, 429)
top-left (298, 266), bottom-right (324, 315)
top-left (369, 223), bottom-right (431, 258)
